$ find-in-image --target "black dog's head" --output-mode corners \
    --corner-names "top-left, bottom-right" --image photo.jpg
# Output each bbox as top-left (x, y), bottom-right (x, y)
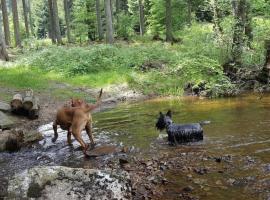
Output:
top-left (156, 110), bottom-right (173, 131)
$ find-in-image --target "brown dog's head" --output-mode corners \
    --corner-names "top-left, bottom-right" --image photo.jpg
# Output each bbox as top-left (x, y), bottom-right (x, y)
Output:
top-left (71, 98), bottom-right (86, 107)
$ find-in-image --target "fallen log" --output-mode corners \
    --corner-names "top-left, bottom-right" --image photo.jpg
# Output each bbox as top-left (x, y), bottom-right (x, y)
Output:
top-left (28, 97), bottom-right (40, 119)
top-left (10, 90), bottom-right (40, 119)
top-left (10, 94), bottom-right (23, 112)
top-left (22, 89), bottom-right (34, 111)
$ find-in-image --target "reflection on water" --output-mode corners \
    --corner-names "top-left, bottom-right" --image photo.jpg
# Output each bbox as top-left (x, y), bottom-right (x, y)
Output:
top-left (94, 94), bottom-right (270, 162)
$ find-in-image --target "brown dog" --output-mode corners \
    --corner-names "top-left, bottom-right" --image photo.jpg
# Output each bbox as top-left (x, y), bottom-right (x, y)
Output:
top-left (52, 89), bottom-right (103, 152)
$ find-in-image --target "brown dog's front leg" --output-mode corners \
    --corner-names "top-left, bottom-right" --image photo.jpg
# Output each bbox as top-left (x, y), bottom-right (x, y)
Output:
top-left (85, 122), bottom-right (95, 146)
top-left (67, 130), bottom-right (72, 145)
top-left (52, 122), bottom-right (58, 142)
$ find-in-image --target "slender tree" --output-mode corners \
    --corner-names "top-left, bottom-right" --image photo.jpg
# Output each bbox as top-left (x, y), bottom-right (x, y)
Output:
top-left (231, 0), bottom-right (246, 66)
top-left (11, 0), bottom-right (21, 47)
top-left (104, 0), bottom-right (114, 43)
top-left (165, 0), bottom-right (173, 42)
top-left (48, 0), bottom-right (62, 44)
top-left (52, 0), bottom-right (62, 44)
top-left (244, 0), bottom-right (253, 47)
top-left (64, 0), bottom-right (72, 42)
top-left (0, 27), bottom-right (9, 61)
top-left (138, 0), bottom-right (145, 36)
top-left (48, 0), bottom-right (56, 43)
top-left (187, 0), bottom-right (192, 26)
top-left (28, 0), bottom-right (34, 36)
top-left (95, 0), bottom-right (103, 40)
top-left (1, 0), bottom-right (11, 46)
top-left (22, 0), bottom-right (30, 37)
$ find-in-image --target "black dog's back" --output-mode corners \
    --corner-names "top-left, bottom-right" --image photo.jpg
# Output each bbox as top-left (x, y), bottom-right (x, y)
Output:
top-left (167, 123), bottom-right (203, 143)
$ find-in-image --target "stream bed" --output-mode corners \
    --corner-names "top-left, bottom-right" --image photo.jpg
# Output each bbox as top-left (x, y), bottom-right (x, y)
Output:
top-left (0, 93), bottom-right (270, 199)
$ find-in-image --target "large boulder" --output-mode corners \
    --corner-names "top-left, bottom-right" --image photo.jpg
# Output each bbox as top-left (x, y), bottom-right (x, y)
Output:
top-left (8, 166), bottom-right (131, 200)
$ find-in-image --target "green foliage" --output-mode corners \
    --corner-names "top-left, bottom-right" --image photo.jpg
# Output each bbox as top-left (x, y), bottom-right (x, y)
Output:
top-left (72, 0), bottom-right (97, 42)
top-left (116, 12), bottom-right (135, 39)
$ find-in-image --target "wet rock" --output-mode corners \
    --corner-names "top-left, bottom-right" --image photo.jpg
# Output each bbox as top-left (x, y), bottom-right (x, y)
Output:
top-left (0, 102), bottom-right (11, 112)
top-left (21, 130), bottom-right (44, 144)
top-left (85, 145), bottom-right (119, 157)
top-left (0, 130), bottom-right (19, 151)
top-left (0, 129), bottom-right (43, 152)
top-left (193, 167), bottom-right (209, 175)
top-left (263, 164), bottom-right (270, 173)
top-left (227, 178), bottom-right (236, 185)
top-left (0, 111), bottom-right (15, 129)
top-left (8, 166), bottom-right (131, 199)
top-left (119, 158), bottom-right (129, 165)
top-left (182, 186), bottom-right (194, 192)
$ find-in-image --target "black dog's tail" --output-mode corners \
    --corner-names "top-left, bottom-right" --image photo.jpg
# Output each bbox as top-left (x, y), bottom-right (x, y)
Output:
top-left (199, 121), bottom-right (211, 126)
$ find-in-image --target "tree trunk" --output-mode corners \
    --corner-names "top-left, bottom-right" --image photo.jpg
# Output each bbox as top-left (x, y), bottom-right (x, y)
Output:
top-left (257, 40), bottom-right (270, 84)
top-left (52, 0), bottom-right (63, 44)
top-left (104, 0), bottom-right (114, 44)
top-left (244, 0), bottom-right (252, 48)
top-left (231, 0), bottom-right (245, 66)
top-left (11, 0), bottom-right (21, 47)
top-left (48, 0), bottom-right (56, 43)
top-left (110, 0), bottom-right (114, 25)
top-left (96, 0), bottom-right (103, 40)
top-left (0, 23), bottom-right (9, 61)
top-left (64, 0), bottom-right (72, 43)
top-left (138, 0), bottom-right (145, 36)
top-left (1, 0), bottom-right (11, 46)
top-left (22, 0), bottom-right (30, 37)
top-left (86, 1), bottom-right (93, 41)
top-left (165, 0), bottom-right (173, 42)
top-left (187, 0), bottom-right (192, 26)
top-left (211, 0), bottom-right (223, 40)
top-left (28, 0), bottom-right (34, 36)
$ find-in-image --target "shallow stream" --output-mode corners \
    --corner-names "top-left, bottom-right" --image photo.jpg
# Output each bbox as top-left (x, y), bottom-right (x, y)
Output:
top-left (0, 93), bottom-right (270, 199)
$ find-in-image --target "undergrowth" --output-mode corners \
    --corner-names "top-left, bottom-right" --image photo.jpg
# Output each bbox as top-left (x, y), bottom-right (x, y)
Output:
top-left (1, 21), bottom-right (269, 97)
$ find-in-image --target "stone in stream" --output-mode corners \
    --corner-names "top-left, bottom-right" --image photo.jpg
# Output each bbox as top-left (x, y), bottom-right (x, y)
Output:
top-left (0, 101), bottom-right (11, 112)
top-left (0, 111), bottom-right (15, 129)
top-left (7, 166), bottom-right (131, 199)
top-left (85, 145), bottom-right (120, 157)
top-left (0, 129), bottom-right (43, 152)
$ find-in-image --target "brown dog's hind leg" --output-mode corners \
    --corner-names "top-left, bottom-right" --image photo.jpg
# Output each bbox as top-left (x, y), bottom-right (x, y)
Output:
top-left (52, 122), bottom-right (58, 142)
top-left (85, 122), bottom-right (95, 146)
top-left (72, 131), bottom-right (88, 152)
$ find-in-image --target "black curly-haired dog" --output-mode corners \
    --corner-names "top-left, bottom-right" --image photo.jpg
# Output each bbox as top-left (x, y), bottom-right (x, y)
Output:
top-left (156, 110), bottom-right (210, 144)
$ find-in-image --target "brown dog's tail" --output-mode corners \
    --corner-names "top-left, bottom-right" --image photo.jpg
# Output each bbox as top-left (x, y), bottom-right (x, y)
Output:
top-left (84, 89), bottom-right (103, 112)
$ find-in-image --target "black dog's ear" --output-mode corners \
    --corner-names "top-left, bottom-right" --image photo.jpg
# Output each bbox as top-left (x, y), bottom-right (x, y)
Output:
top-left (166, 110), bottom-right (172, 117)
top-left (159, 112), bottom-right (164, 116)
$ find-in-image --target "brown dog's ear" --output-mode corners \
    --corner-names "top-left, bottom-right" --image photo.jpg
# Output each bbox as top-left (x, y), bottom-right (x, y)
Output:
top-left (166, 110), bottom-right (172, 117)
